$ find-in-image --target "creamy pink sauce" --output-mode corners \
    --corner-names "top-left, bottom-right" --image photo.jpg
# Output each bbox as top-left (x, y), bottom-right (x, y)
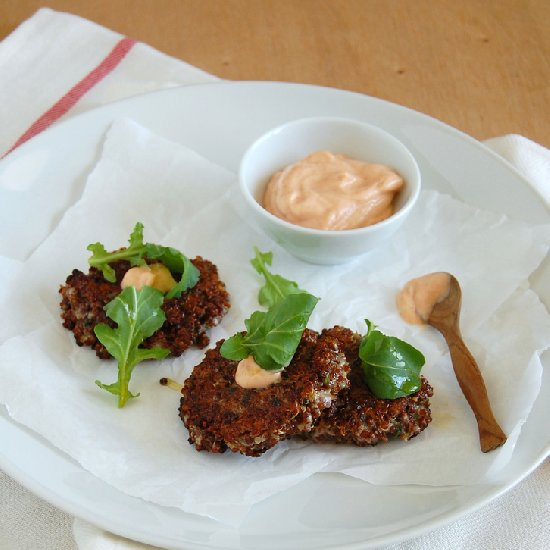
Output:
top-left (235, 356), bottom-right (282, 389)
top-left (262, 150), bottom-right (404, 230)
top-left (396, 272), bottom-right (452, 325)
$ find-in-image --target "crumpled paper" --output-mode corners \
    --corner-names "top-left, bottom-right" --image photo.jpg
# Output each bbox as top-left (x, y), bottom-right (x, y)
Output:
top-left (0, 119), bottom-right (549, 526)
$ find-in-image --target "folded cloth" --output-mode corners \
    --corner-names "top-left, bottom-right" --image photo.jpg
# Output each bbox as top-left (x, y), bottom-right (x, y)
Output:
top-left (0, 7), bottom-right (216, 157)
top-left (0, 7), bottom-right (548, 550)
top-left (485, 134), bottom-right (550, 207)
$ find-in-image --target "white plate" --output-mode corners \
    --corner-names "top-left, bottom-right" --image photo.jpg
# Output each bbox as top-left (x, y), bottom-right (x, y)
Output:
top-left (0, 82), bottom-right (548, 549)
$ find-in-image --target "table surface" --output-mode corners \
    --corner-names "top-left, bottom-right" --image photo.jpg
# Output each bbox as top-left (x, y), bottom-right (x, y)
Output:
top-left (1, 0), bottom-right (549, 149)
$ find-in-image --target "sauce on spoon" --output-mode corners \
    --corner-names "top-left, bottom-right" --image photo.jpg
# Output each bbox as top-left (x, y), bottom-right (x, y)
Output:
top-left (396, 272), bottom-right (451, 324)
top-left (397, 272), bottom-right (507, 453)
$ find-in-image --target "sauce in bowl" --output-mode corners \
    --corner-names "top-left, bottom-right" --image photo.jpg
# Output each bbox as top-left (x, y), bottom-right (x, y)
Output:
top-left (262, 150), bottom-right (404, 231)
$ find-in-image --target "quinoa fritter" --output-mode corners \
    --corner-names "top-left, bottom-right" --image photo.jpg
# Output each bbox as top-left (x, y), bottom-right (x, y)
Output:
top-left (59, 257), bottom-right (230, 358)
top-left (307, 326), bottom-right (433, 445)
top-left (180, 329), bottom-right (350, 456)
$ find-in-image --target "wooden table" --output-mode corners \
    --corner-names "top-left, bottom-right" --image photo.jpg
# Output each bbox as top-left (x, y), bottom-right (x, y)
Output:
top-left (2, 0), bottom-right (549, 148)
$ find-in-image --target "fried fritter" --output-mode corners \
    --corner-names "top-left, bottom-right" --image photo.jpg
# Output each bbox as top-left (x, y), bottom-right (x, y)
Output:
top-left (180, 329), bottom-right (350, 456)
top-left (307, 326), bottom-right (433, 445)
top-left (59, 257), bottom-right (230, 358)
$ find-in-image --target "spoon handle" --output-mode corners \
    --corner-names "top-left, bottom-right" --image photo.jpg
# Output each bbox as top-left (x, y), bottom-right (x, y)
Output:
top-left (441, 327), bottom-right (507, 452)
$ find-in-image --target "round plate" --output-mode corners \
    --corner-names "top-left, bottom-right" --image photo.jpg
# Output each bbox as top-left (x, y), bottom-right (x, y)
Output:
top-left (0, 82), bottom-right (548, 549)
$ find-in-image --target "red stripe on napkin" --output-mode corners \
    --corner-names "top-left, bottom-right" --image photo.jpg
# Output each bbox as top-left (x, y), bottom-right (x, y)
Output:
top-left (3, 37), bottom-right (136, 157)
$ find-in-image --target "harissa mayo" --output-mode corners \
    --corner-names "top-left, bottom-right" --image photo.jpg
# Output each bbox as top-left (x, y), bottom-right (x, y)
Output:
top-left (262, 151), bottom-right (404, 230)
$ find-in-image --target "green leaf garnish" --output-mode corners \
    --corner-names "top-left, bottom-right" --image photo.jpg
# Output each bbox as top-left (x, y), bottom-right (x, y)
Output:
top-left (359, 319), bottom-right (425, 399)
top-left (221, 292), bottom-right (319, 371)
top-left (142, 243), bottom-right (199, 298)
top-left (94, 286), bottom-right (170, 407)
top-left (250, 247), bottom-right (306, 307)
top-left (87, 222), bottom-right (199, 297)
top-left (87, 223), bottom-right (147, 282)
top-left (221, 248), bottom-right (318, 371)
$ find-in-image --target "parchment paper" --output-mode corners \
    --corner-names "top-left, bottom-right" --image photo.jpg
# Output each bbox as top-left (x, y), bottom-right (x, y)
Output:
top-left (1, 119), bottom-right (549, 525)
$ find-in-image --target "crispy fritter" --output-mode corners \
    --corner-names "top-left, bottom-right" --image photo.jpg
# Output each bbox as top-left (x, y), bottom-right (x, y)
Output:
top-left (59, 257), bottom-right (230, 358)
top-left (180, 329), bottom-right (350, 456)
top-left (307, 326), bottom-right (433, 445)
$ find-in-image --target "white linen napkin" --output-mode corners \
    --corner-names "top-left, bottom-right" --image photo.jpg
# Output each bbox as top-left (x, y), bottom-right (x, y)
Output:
top-left (0, 8), bottom-right (548, 550)
top-left (0, 7), bottom-right (216, 157)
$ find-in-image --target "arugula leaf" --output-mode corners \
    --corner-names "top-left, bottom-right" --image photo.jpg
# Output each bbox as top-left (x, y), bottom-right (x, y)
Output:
top-left (94, 286), bottom-right (170, 407)
top-left (87, 222), bottom-right (199, 297)
top-left (218, 333), bottom-right (248, 362)
top-left (221, 248), bottom-right (318, 371)
top-left (87, 223), bottom-right (147, 282)
top-left (143, 243), bottom-right (199, 298)
top-left (220, 292), bottom-right (318, 371)
top-left (359, 319), bottom-right (425, 399)
top-left (250, 248), bottom-right (306, 308)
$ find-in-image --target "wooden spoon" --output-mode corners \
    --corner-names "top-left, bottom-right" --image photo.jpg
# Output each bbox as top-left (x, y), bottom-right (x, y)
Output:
top-left (428, 275), bottom-right (507, 452)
